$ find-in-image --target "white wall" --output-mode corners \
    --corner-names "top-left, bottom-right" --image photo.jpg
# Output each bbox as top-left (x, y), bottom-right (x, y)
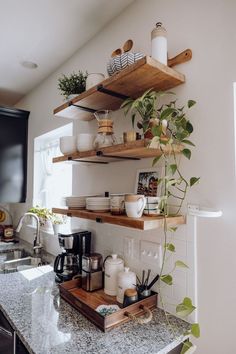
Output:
top-left (12, 0), bottom-right (236, 352)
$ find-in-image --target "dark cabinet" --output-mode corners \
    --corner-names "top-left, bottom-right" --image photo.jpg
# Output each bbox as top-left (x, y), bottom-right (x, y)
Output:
top-left (0, 310), bottom-right (29, 354)
top-left (0, 106), bottom-right (29, 203)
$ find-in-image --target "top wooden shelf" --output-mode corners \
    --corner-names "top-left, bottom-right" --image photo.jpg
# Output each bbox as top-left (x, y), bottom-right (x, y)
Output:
top-left (53, 56), bottom-right (185, 121)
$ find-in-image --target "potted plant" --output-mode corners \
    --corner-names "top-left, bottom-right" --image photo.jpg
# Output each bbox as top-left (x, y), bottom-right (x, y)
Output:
top-left (120, 89), bottom-right (160, 139)
top-left (58, 71), bottom-right (88, 100)
top-left (28, 206), bottom-right (53, 231)
top-left (51, 213), bottom-right (67, 235)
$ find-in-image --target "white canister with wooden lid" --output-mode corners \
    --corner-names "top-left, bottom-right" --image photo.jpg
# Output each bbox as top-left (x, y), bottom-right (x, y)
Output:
top-left (151, 22), bottom-right (167, 65)
top-left (116, 267), bottom-right (136, 303)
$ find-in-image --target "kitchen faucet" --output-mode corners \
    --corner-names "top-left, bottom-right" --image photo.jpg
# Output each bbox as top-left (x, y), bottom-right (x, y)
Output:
top-left (15, 212), bottom-right (43, 254)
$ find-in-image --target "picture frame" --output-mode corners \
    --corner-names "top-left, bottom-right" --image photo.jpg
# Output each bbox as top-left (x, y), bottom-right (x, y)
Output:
top-left (135, 168), bottom-right (164, 197)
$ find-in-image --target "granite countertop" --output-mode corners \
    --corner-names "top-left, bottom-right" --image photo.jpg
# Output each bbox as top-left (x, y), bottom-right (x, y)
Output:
top-left (0, 240), bottom-right (189, 354)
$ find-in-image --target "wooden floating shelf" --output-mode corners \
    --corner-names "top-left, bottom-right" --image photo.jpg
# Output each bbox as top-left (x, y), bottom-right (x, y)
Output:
top-left (53, 56), bottom-right (185, 121)
top-left (53, 139), bottom-right (183, 164)
top-left (52, 208), bottom-right (185, 231)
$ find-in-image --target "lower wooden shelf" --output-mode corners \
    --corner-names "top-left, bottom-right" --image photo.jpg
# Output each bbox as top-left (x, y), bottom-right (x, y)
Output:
top-left (52, 208), bottom-right (185, 231)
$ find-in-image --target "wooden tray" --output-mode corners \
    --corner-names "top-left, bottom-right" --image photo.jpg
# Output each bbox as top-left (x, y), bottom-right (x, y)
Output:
top-left (59, 278), bottom-right (157, 332)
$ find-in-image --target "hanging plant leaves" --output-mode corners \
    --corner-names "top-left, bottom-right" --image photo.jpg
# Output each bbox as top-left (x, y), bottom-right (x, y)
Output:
top-left (182, 139), bottom-right (195, 147)
top-left (180, 341), bottom-right (193, 354)
top-left (186, 121), bottom-right (193, 133)
top-left (191, 323), bottom-right (200, 338)
top-left (175, 260), bottom-right (189, 268)
top-left (169, 164), bottom-right (177, 175)
top-left (160, 274), bottom-right (173, 285)
top-left (160, 107), bottom-right (176, 120)
top-left (168, 226), bottom-right (178, 232)
top-left (190, 177), bottom-right (200, 186)
top-left (188, 100), bottom-right (196, 108)
top-left (176, 297), bottom-right (196, 317)
top-left (165, 243), bottom-right (175, 252)
top-left (152, 155), bottom-right (162, 167)
top-left (182, 149), bottom-right (191, 160)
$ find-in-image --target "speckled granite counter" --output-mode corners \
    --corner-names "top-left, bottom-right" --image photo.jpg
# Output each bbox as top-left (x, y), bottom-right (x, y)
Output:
top-left (0, 241), bottom-right (189, 354)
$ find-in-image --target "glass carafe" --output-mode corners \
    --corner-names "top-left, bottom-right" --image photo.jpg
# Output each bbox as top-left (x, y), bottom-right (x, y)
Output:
top-left (93, 110), bottom-right (117, 148)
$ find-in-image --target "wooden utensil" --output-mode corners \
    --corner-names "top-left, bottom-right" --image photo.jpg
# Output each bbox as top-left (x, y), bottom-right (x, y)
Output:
top-left (111, 48), bottom-right (122, 57)
top-left (168, 49), bottom-right (192, 67)
top-left (123, 39), bottom-right (133, 53)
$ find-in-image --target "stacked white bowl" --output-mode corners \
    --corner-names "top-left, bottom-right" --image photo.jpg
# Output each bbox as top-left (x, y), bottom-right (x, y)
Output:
top-left (144, 197), bottom-right (161, 216)
top-left (86, 197), bottom-right (110, 212)
top-left (60, 136), bottom-right (77, 155)
top-left (77, 134), bottom-right (96, 152)
top-left (66, 196), bottom-right (87, 209)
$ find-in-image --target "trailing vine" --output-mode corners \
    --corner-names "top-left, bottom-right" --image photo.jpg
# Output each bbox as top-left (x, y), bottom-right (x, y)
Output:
top-left (122, 90), bottom-right (200, 354)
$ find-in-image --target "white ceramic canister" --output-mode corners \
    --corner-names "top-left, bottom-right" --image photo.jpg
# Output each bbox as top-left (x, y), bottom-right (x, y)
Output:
top-left (151, 22), bottom-right (167, 65)
top-left (116, 267), bottom-right (136, 303)
top-left (104, 254), bottom-right (124, 296)
top-left (86, 73), bottom-right (105, 90)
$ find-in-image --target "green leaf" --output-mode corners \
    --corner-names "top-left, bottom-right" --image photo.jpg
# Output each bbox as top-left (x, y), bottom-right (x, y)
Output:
top-left (160, 274), bottom-right (173, 285)
top-left (188, 100), bottom-right (196, 108)
top-left (182, 139), bottom-right (195, 147)
top-left (169, 164), bottom-right (177, 175)
top-left (180, 341), bottom-right (193, 354)
top-left (160, 107), bottom-right (176, 120)
top-left (176, 297), bottom-right (196, 317)
top-left (175, 260), bottom-right (189, 268)
top-left (152, 125), bottom-right (162, 137)
top-left (152, 155), bottom-right (162, 167)
top-left (168, 226), bottom-right (178, 232)
top-left (190, 177), bottom-right (200, 187)
top-left (182, 149), bottom-right (191, 160)
top-left (165, 243), bottom-right (175, 252)
top-left (191, 323), bottom-right (200, 338)
top-left (186, 121), bottom-right (193, 134)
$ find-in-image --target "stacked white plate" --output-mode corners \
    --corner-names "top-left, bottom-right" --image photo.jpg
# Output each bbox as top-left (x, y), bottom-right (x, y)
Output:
top-left (86, 197), bottom-right (110, 212)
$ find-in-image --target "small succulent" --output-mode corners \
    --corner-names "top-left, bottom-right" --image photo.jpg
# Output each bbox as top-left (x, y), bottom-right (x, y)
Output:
top-left (58, 71), bottom-right (88, 99)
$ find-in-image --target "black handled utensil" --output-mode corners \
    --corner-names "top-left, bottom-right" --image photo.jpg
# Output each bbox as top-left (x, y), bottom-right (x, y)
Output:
top-left (147, 274), bottom-right (160, 290)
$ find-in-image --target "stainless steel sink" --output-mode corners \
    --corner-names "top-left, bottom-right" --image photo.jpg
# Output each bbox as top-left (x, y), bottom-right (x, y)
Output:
top-left (0, 249), bottom-right (45, 273)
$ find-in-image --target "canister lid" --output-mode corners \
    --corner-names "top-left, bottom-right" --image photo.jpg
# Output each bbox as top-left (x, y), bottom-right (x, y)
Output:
top-left (151, 22), bottom-right (167, 39)
top-left (106, 254), bottom-right (123, 265)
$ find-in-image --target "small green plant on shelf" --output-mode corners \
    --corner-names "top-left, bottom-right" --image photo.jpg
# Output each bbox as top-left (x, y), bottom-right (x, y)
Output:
top-left (121, 89), bottom-right (159, 138)
top-left (58, 71), bottom-right (88, 100)
top-left (121, 92), bottom-right (200, 354)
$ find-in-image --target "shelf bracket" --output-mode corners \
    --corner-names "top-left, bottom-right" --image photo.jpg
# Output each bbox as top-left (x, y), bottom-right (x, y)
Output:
top-left (69, 102), bottom-right (97, 113)
top-left (96, 84), bottom-right (129, 100)
top-left (68, 157), bottom-right (108, 164)
top-left (96, 151), bottom-right (140, 161)
top-left (96, 217), bottom-right (103, 223)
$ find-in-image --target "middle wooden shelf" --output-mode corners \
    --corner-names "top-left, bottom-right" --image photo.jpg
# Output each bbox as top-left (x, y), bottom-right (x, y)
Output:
top-left (53, 139), bottom-right (183, 164)
top-left (52, 207), bottom-right (185, 231)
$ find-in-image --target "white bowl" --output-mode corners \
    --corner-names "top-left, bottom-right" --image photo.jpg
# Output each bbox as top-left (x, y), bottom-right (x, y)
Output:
top-left (77, 134), bottom-right (95, 152)
top-left (60, 136), bottom-right (77, 155)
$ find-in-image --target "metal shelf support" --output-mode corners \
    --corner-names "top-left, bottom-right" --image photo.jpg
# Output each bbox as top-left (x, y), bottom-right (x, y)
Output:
top-left (96, 84), bottom-right (129, 100)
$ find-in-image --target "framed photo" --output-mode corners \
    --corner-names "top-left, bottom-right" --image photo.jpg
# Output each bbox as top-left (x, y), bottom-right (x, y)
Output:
top-left (135, 168), bottom-right (163, 197)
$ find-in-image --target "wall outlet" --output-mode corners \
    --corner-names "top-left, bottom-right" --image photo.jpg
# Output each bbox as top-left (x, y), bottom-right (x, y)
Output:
top-left (140, 241), bottom-right (162, 268)
top-left (123, 236), bottom-right (139, 261)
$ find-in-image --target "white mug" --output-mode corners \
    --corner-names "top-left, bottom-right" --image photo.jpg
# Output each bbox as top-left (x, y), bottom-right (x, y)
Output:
top-left (125, 197), bottom-right (146, 218)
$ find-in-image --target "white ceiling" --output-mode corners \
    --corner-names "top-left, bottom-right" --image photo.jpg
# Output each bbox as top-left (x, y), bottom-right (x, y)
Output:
top-left (0, 0), bottom-right (134, 106)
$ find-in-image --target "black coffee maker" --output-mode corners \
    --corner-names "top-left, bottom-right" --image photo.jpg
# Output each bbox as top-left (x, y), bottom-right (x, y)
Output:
top-left (54, 230), bottom-right (91, 283)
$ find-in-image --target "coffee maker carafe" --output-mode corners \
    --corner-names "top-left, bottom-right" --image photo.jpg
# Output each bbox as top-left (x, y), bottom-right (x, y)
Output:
top-left (54, 230), bottom-right (91, 283)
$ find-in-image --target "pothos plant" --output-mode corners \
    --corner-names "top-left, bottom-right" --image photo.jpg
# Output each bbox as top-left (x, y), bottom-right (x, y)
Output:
top-left (122, 91), bottom-right (200, 354)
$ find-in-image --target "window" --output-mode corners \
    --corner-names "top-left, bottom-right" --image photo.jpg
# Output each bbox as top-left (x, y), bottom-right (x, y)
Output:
top-left (33, 124), bottom-right (72, 209)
